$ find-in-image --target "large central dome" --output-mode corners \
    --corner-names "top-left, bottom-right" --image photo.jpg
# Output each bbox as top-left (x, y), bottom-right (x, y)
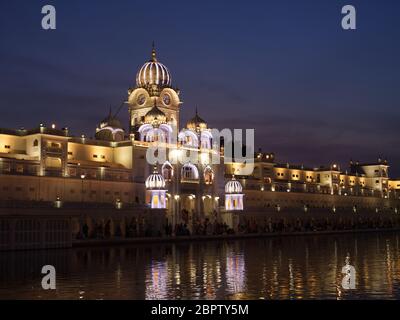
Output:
top-left (136, 45), bottom-right (172, 88)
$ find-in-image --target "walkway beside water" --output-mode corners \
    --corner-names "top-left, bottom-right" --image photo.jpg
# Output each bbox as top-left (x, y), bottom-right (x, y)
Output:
top-left (73, 227), bottom-right (400, 248)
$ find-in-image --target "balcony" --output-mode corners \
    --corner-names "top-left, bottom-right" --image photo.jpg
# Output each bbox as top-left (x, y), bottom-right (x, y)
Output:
top-left (45, 147), bottom-right (63, 154)
top-left (181, 178), bottom-right (199, 184)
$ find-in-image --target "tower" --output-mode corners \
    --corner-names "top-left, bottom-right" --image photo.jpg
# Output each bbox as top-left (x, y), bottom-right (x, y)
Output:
top-left (127, 44), bottom-right (181, 139)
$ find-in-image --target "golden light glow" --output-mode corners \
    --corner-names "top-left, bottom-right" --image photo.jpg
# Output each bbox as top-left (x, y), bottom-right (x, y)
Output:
top-left (200, 152), bottom-right (209, 165)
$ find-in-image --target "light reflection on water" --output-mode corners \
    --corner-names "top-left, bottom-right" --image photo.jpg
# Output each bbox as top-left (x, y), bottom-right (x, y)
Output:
top-left (1, 232), bottom-right (400, 300)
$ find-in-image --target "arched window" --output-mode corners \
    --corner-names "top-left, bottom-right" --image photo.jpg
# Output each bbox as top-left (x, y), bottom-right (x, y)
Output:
top-left (162, 161), bottom-right (174, 181)
top-left (138, 124), bottom-right (153, 142)
top-left (204, 165), bottom-right (214, 184)
top-left (181, 163), bottom-right (199, 181)
top-left (200, 131), bottom-right (213, 149)
top-left (178, 130), bottom-right (199, 148)
top-left (114, 130), bottom-right (125, 142)
top-left (145, 130), bottom-right (155, 142)
top-left (33, 139), bottom-right (39, 147)
top-left (159, 124), bottom-right (173, 144)
top-left (138, 124), bottom-right (172, 144)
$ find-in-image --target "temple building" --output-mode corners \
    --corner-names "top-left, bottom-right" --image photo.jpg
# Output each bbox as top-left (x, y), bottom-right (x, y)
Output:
top-left (0, 45), bottom-right (400, 237)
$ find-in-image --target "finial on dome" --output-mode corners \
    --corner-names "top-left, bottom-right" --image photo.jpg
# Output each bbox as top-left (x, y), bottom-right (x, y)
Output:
top-left (151, 41), bottom-right (157, 62)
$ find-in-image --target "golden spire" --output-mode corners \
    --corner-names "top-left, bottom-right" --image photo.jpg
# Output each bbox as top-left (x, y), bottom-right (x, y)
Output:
top-left (151, 41), bottom-right (157, 62)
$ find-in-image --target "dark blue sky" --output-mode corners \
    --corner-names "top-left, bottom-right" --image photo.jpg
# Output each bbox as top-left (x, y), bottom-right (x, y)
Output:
top-left (1, 0), bottom-right (400, 175)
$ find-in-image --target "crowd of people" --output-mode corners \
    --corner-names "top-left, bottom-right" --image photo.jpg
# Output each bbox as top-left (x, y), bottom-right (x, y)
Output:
top-left (236, 216), bottom-right (400, 234)
top-left (77, 214), bottom-right (400, 240)
top-left (165, 218), bottom-right (235, 237)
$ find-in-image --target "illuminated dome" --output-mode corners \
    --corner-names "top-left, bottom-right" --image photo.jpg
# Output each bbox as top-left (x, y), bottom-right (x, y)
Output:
top-left (187, 108), bottom-right (207, 131)
top-left (225, 176), bottom-right (243, 194)
top-left (95, 108), bottom-right (125, 142)
top-left (99, 110), bottom-right (123, 130)
top-left (145, 103), bottom-right (167, 126)
top-left (136, 45), bottom-right (171, 88)
top-left (145, 168), bottom-right (166, 190)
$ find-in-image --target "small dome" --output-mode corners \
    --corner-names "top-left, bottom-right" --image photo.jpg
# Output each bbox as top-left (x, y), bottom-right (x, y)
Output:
top-left (136, 45), bottom-right (171, 88)
top-left (99, 112), bottom-right (123, 130)
top-left (225, 176), bottom-right (243, 194)
top-left (187, 108), bottom-right (207, 131)
top-left (145, 103), bottom-right (167, 126)
top-left (95, 108), bottom-right (125, 142)
top-left (145, 167), bottom-right (166, 190)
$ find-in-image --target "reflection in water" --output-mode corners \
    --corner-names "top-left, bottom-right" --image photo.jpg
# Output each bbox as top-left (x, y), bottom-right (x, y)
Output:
top-left (145, 261), bottom-right (168, 300)
top-left (226, 249), bottom-right (245, 295)
top-left (1, 232), bottom-right (400, 299)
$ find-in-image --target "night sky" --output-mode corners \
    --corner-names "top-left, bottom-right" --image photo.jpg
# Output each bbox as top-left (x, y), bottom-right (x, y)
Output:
top-left (1, 0), bottom-right (399, 175)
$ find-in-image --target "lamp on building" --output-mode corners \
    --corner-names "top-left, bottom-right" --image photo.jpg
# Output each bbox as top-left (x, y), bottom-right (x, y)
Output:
top-left (80, 174), bottom-right (86, 204)
top-left (115, 199), bottom-right (123, 209)
top-left (54, 196), bottom-right (63, 208)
